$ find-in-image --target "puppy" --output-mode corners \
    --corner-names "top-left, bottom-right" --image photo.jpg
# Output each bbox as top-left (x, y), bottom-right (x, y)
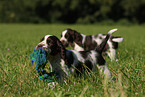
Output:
top-left (60, 28), bottom-right (123, 61)
top-left (36, 29), bottom-right (118, 83)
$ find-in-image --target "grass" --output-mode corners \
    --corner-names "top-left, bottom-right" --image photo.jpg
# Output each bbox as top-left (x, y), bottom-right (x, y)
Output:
top-left (0, 24), bottom-right (144, 96)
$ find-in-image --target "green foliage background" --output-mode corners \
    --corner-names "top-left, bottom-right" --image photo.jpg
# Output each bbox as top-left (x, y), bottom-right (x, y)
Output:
top-left (0, 0), bottom-right (145, 24)
top-left (0, 24), bottom-right (144, 96)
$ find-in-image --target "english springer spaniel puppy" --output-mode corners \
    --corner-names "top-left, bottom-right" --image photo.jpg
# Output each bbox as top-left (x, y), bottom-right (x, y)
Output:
top-left (36, 29), bottom-right (118, 83)
top-left (60, 28), bottom-right (123, 61)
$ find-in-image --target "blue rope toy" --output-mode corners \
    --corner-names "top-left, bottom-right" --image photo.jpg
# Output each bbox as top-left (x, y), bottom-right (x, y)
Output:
top-left (30, 48), bottom-right (58, 83)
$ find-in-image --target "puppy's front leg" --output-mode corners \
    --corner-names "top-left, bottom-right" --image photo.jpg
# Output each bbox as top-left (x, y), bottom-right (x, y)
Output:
top-left (97, 63), bottom-right (112, 79)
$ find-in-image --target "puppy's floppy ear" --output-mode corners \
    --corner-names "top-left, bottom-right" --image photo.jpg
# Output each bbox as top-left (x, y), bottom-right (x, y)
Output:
top-left (47, 36), bottom-right (62, 56)
top-left (74, 31), bottom-right (82, 45)
top-left (67, 29), bottom-right (82, 45)
top-left (56, 38), bottom-right (72, 67)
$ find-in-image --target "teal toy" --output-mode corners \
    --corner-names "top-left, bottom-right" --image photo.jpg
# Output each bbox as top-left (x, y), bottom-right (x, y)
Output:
top-left (30, 48), bottom-right (58, 82)
top-left (30, 48), bottom-right (47, 75)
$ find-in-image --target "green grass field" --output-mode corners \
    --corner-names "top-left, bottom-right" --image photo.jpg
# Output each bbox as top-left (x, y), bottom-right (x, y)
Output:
top-left (0, 24), bottom-right (144, 97)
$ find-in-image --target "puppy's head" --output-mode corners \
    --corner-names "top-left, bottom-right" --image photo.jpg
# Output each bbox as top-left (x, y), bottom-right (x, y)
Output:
top-left (36, 35), bottom-right (65, 56)
top-left (60, 29), bottom-right (73, 47)
top-left (36, 35), bottom-right (71, 66)
top-left (60, 28), bottom-right (82, 47)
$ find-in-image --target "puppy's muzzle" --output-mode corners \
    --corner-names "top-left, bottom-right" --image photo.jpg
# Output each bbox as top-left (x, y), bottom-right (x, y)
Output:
top-left (36, 44), bottom-right (51, 53)
top-left (36, 44), bottom-right (43, 49)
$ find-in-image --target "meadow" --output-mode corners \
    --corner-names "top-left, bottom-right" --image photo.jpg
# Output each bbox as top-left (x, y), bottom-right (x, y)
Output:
top-left (0, 24), bottom-right (144, 97)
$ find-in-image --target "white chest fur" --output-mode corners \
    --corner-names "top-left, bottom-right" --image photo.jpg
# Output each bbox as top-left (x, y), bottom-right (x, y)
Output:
top-left (74, 43), bottom-right (84, 51)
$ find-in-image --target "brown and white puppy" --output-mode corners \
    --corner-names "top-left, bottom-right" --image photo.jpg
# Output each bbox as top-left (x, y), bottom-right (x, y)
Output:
top-left (60, 28), bottom-right (123, 61)
top-left (36, 29), bottom-right (118, 83)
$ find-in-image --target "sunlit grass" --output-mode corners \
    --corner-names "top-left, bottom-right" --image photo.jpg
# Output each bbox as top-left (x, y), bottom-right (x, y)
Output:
top-left (0, 24), bottom-right (144, 96)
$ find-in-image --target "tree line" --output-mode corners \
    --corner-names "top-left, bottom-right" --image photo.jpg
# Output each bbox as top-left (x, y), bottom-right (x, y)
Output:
top-left (0, 0), bottom-right (145, 24)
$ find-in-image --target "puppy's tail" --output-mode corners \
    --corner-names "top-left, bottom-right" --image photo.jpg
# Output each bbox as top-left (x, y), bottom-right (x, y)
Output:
top-left (112, 37), bottom-right (124, 42)
top-left (95, 29), bottom-right (118, 53)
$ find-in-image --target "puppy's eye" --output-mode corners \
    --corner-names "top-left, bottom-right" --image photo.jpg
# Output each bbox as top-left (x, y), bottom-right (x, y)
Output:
top-left (40, 37), bottom-right (44, 42)
top-left (65, 34), bottom-right (68, 38)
